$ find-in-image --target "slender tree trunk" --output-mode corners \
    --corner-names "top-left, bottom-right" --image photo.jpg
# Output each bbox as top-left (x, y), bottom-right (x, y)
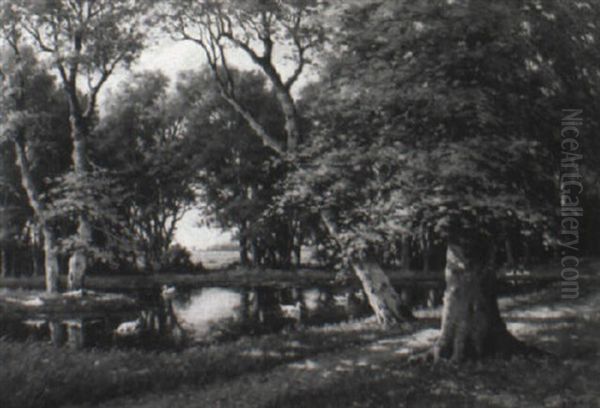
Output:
top-left (251, 238), bottom-right (261, 266)
top-left (422, 229), bottom-right (432, 274)
top-left (67, 320), bottom-right (85, 349)
top-left (504, 237), bottom-right (515, 269)
top-left (43, 227), bottom-right (60, 293)
top-left (67, 121), bottom-right (91, 290)
top-left (401, 234), bottom-right (411, 271)
top-left (1, 246), bottom-right (8, 278)
top-left (523, 239), bottom-right (531, 268)
top-left (49, 321), bottom-right (66, 346)
top-left (433, 235), bottom-right (529, 362)
top-left (13, 140), bottom-right (60, 292)
top-left (246, 289), bottom-right (260, 321)
top-left (240, 236), bottom-right (249, 266)
top-left (32, 227), bottom-right (43, 276)
top-left (293, 243), bottom-right (301, 269)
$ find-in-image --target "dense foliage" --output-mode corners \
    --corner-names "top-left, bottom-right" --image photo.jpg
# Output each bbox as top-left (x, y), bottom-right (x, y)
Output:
top-left (1, 0), bottom-right (599, 284)
top-left (287, 0), bottom-right (600, 262)
top-left (0, 45), bottom-right (70, 277)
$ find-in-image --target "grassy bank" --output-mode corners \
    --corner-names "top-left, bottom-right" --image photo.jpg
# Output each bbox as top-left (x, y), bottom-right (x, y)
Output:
top-left (0, 319), bottom-right (414, 408)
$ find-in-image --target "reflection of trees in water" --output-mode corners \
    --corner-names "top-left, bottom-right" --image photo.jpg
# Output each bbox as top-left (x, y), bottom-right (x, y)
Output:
top-left (6, 284), bottom-right (445, 349)
top-left (41, 288), bottom-right (188, 350)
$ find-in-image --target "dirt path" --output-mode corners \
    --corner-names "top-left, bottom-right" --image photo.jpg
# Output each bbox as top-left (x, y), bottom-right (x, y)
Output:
top-left (92, 287), bottom-right (600, 408)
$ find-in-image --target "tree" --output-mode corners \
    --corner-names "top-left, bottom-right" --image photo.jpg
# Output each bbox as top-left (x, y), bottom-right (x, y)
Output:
top-left (165, 0), bottom-right (412, 326)
top-left (296, 0), bottom-right (600, 360)
top-left (13, 0), bottom-right (149, 289)
top-left (0, 28), bottom-right (70, 291)
top-left (92, 72), bottom-right (199, 272)
top-left (0, 137), bottom-right (28, 279)
top-left (178, 68), bottom-right (306, 268)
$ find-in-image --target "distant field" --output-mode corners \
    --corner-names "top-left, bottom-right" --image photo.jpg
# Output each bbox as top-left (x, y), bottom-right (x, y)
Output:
top-left (191, 250), bottom-right (239, 269)
top-left (192, 247), bottom-right (319, 270)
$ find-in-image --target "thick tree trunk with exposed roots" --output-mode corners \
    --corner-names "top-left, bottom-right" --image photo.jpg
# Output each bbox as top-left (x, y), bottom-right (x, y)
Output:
top-left (433, 236), bottom-right (531, 362)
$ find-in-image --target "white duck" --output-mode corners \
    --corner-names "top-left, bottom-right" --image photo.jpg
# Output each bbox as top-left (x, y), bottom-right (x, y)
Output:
top-left (279, 301), bottom-right (303, 321)
top-left (114, 318), bottom-right (143, 337)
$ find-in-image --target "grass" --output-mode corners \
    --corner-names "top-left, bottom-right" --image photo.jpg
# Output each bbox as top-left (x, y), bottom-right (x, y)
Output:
top-left (266, 355), bottom-right (600, 408)
top-left (83, 283), bottom-right (599, 408)
top-left (267, 289), bottom-right (600, 408)
top-left (0, 319), bottom-right (407, 408)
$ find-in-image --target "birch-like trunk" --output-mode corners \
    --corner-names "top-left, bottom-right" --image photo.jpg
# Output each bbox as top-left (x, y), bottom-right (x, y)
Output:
top-left (67, 122), bottom-right (91, 290)
top-left (352, 260), bottom-right (413, 327)
top-left (43, 227), bottom-right (60, 293)
top-left (320, 212), bottom-right (412, 326)
top-left (13, 140), bottom-right (60, 292)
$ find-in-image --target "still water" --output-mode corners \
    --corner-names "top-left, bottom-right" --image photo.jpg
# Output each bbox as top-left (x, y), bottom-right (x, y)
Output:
top-left (0, 285), bottom-right (442, 349)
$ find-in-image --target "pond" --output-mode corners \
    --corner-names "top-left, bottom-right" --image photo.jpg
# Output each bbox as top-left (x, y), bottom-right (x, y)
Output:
top-left (0, 285), bottom-right (444, 349)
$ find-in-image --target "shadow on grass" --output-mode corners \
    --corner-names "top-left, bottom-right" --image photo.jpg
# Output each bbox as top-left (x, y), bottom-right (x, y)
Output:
top-left (0, 321), bottom-right (405, 408)
top-left (267, 293), bottom-right (600, 408)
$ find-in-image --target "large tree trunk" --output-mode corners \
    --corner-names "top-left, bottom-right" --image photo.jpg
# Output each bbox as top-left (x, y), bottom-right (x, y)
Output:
top-left (433, 236), bottom-right (528, 362)
top-left (13, 140), bottom-right (61, 292)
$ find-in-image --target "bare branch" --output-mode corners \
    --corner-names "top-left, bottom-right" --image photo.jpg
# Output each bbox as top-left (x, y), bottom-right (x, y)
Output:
top-left (84, 54), bottom-right (124, 118)
top-left (21, 25), bottom-right (55, 52)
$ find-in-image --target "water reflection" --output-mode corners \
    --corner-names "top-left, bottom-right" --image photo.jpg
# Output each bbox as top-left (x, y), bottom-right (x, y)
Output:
top-left (0, 285), bottom-right (444, 349)
top-left (172, 286), bottom-right (374, 342)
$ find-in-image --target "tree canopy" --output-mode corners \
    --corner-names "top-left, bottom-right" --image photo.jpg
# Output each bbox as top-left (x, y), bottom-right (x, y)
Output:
top-left (288, 0), bottom-right (600, 258)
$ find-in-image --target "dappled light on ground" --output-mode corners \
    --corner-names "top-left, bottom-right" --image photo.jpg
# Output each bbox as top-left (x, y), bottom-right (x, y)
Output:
top-left (79, 283), bottom-right (600, 408)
